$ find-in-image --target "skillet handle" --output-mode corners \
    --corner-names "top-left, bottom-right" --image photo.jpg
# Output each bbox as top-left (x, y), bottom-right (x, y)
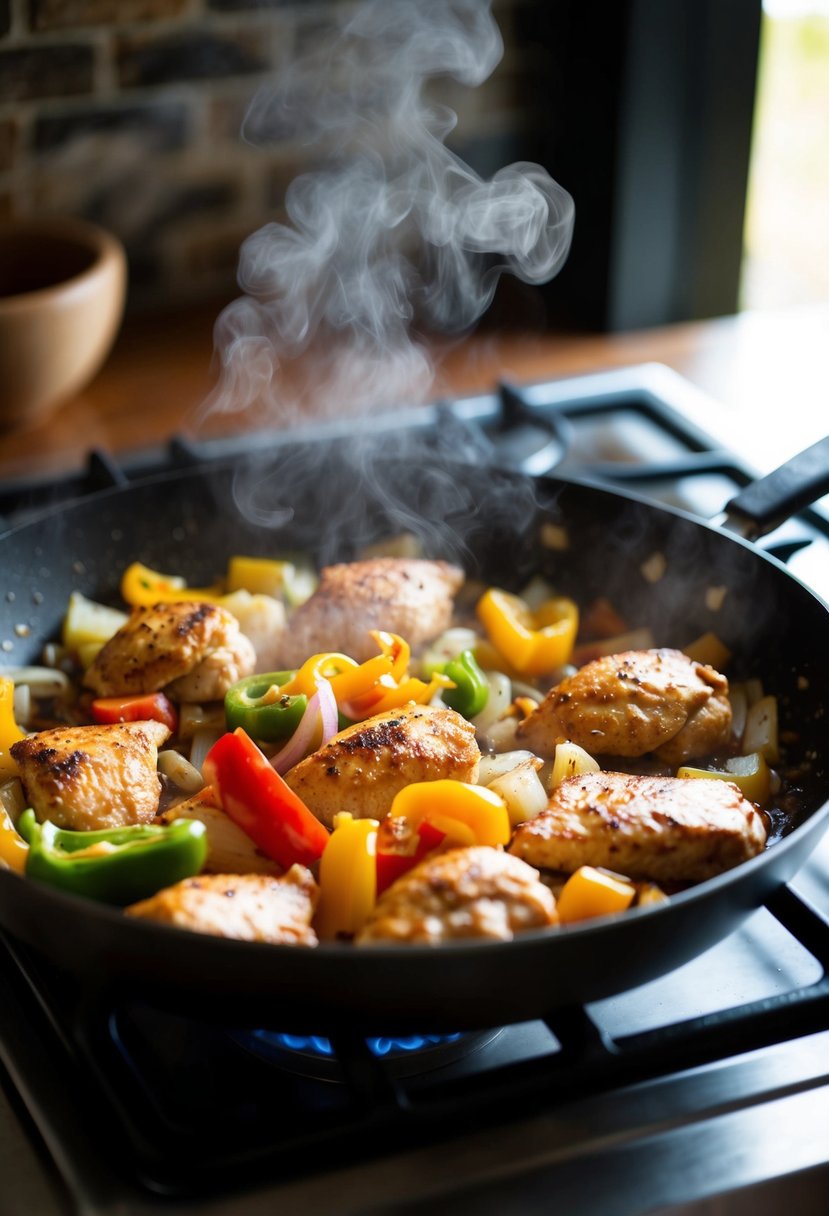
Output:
top-left (719, 435), bottom-right (829, 541)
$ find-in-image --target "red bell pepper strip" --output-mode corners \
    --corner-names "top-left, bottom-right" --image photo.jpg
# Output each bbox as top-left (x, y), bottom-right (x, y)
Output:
top-left (90, 692), bottom-right (179, 734)
top-left (202, 728), bottom-right (329, 869)
top-left (375, 818), bottom-right (447, 895)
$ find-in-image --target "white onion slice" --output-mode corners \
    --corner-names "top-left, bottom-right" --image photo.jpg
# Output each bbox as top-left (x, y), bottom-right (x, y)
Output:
top-left (477, 750), bottom-right (539, 785)
top-left (158, 749), bottom-right (205, 794)
top-left (12, 684), bottom-right (31, 727)
top-left (4, 666), bottom-right (71, 696)
top-left (190, 728), bottom-right (223, 776)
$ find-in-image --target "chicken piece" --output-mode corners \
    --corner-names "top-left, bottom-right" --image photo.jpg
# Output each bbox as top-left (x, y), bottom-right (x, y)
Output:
top-left (125, 866), bottom-right (319, 945)
top-left (517, 648), bottom-right (732, 765)
top-left (357, 846), bottom-right (557, 944)
top-left (277, 557), bottom-right (464, 666)
top-left (84, 601), bottom-right (256, 702)
top-left (11, 720), bottom-right (170, 831)
top-left (508, 771), bottom-right (767, 884)
top-left (284, 702), bottom-right (480, 829)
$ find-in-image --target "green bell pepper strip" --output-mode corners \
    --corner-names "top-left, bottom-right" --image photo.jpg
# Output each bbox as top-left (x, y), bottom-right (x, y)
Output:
top-left (441, 649), bottom-right (489, 719)
top-left (224, 672), bottom-right (307, 742)
top-left (17, 809), bottom-right (207, 905)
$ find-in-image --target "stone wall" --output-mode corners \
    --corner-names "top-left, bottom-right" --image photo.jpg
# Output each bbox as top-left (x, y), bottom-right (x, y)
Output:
top-left (0, 0), bottom-right (542, 310)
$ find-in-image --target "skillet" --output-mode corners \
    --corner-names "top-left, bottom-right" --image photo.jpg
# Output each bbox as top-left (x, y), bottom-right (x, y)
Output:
top-left (0, 435), bottom-right (828, 1034)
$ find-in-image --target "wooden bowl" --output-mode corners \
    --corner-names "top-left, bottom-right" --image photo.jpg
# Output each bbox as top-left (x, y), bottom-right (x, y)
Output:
top-left (0, 216), bottom-right (127, 429)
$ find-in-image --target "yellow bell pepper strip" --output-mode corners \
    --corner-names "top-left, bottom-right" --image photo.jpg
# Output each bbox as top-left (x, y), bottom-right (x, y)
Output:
top-left (0, 802), bottom-right (28, 873)
top-left (556, 865), bottom-right (636, 924)
top-left (677, 752), bottom-right (772, 806)
top-left (315, 812), bottom-right (378, 940)
top-left (0, 677), bottom-right (25, 781)
top-left (280, 632), bottom-right (452, 722)
top-left (227, 556), bottom-right (293, 597)
top-left (476, 588), bottom-right (579, 676)
top-left (202, 728), bottom-right (329, 869)
top-left (121, 562), bottom-right (225, 607)
top-left (388, 780), bottom-right (511, 848)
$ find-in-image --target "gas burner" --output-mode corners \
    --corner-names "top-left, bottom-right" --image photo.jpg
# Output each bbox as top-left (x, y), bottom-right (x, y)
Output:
top-left (241, 1028), bottom-right (502, 1081)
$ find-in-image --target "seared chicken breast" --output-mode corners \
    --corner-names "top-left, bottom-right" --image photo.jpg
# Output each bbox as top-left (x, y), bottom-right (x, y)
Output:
top-left (357, 845), bottom-right (557, 944)
top-left (125, 866), bottom-right (319, 944)
top-left (509, 771), bottom-right (767, 884)
top-left (284, 702), bottom-right (480, 828)
top-left (278, 557), bottom-right (464, 666)
top-left (517, 648), bottom-right (732, 765)
top-left (84, 601), bottom-right (256, 702)
top-left (11, 720), bottom-right (170, 831)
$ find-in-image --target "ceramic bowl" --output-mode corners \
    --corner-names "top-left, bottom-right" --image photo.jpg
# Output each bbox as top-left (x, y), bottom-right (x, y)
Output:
top-left (0, 216), bottom-right (127, 428)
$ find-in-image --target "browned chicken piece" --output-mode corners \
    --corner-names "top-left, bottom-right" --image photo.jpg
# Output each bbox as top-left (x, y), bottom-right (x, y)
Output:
top-left (508, 771), bottom-right (767, 884)
top-left (11, 720), bottom-right (170, 831)
top-left (83, 601), bottom-right (256, 702)
top-left (277, 557), bottom-right (464, 666)
top-left (125, 866), bottom-right (319, 945)
top-left (357, 846), bottom-right (557, 944)
top-left (284, 702), bottom-right (480, 829)
top-left (517, 648), bottom-right (732, 765)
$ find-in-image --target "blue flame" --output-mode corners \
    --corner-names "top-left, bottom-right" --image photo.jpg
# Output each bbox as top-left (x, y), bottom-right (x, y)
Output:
top-left (261, 1031), bottom-right (462, 1058)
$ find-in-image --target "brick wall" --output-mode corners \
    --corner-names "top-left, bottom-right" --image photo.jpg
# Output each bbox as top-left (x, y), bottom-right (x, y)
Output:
top-left (0, 0), bottom-right (540, 310)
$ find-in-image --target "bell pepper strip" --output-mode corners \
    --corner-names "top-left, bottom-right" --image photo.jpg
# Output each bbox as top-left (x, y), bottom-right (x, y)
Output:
top-left (314, 812), bottom-right (378, 940)
top-left (0, 802), bottom-right (28, 873)
top-left (90, 692), bottom-right (179, 735)
top-left (388, 780), bottom-right (511, 848)
top-left (224, 673), bottom-right (307, 743)
top-left (677, 752), bottom-right (772, 806)
top-left (280, 632), bottom-right (452, 722)
top-left (17, 810), bottom-right (207, 905)
top-left (440, 649), bottom-right (489, 719)
top-left (0, 677), bottom-right (25, 780)
top-left (202, 728), bottom-right (329, 869)
top-left (375, 818), bottom-right (447, 895)
top-left (476, 588), bottom-right (579, 676)
top-left (227, 556), bottom-right (294, 598)
top-left (556, 865), bottom-right (636, 924)
top-left (121, 562), bottom-right (225, 607)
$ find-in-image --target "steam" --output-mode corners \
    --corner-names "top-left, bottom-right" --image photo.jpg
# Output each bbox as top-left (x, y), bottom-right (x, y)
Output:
top-left (204, 0), bottom-right (574, 426)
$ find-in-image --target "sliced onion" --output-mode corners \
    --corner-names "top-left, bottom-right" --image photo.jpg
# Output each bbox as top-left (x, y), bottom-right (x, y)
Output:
top-left (0, 778), bottom-right (25, 824)
top-left (477, 750), bottom-right (539, 785)
top-left (271, 675), bottom-right (338, 776)
top-left (5, 666), bottom-right (71, 696)
top-left (190, 727), bottom-right (223, 776)
top-left (315, 675), bottom-right (339, 747)
top-left (158, 749), bottom-right (205, 794)
top-left (13, 683), bottom-right (31, 727)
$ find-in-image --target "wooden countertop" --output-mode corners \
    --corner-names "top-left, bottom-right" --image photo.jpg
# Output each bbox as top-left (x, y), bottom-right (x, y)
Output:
top-left (1, 298), bottom-right (826, 481)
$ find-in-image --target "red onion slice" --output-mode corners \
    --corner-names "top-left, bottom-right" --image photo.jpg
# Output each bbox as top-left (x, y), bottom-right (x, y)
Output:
top-left (271, 675), bottom-right (338, 775)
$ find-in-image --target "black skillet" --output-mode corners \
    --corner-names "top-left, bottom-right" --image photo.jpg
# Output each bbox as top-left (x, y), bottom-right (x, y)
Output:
top-left (1, 433), bottom-right (828, 1034)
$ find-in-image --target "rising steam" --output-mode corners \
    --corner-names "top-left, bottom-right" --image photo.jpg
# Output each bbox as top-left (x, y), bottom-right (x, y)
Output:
top-left (203, 0), bottom-right (574, 426)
